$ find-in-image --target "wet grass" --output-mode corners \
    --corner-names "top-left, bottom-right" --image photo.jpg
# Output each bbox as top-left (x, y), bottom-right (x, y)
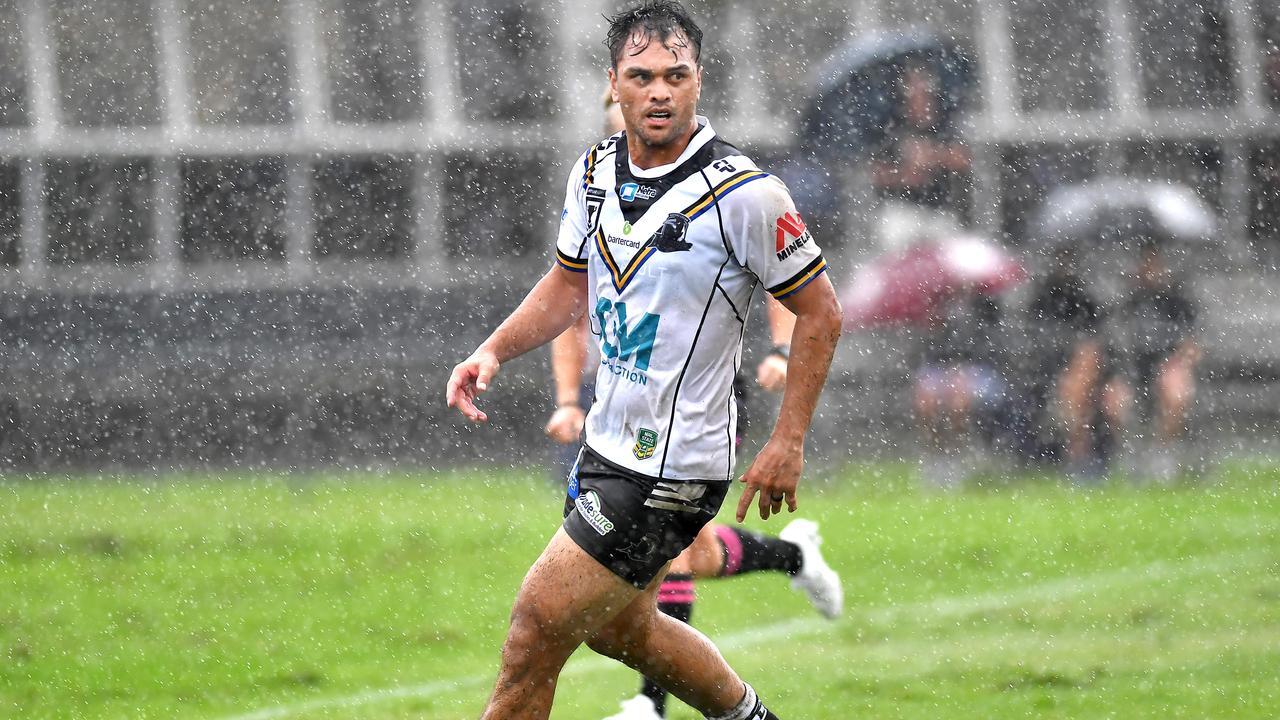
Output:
top-left (1, 461), bottom-right (1277, 719)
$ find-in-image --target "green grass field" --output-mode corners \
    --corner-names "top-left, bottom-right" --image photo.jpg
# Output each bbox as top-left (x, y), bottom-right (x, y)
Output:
top-left (2, 461), bottom-right (1279, 719)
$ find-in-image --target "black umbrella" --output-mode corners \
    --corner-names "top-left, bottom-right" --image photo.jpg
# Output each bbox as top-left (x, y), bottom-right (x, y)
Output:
top-left (798, 29), bottom-right (975, 159)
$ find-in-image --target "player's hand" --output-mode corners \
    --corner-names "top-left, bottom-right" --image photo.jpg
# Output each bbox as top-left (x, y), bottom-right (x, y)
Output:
top-left (545, 405), bottom-right (586, 444)
top-left (735, 436), bottom-right (802, 522)
top-left (445, 350), bottom-right (500, 423)
top-left (755, 355), bottom-right (788, 393)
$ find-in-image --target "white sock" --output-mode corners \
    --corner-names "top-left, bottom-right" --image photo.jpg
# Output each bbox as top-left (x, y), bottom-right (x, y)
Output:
top-left (707, 682), bottom-right (765, 720)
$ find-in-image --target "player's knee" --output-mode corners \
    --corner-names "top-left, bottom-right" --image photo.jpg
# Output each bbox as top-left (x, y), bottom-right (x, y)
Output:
top-left (502, 599), bottom-right (567, 664)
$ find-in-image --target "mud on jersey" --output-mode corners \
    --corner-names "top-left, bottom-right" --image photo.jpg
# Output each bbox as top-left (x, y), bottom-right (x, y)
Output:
top-left (555, 118), bottom-right (827, 481)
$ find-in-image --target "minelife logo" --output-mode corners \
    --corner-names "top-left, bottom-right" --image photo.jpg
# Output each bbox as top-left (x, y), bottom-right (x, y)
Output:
top-left (775, 211), bottom-right (811, 261)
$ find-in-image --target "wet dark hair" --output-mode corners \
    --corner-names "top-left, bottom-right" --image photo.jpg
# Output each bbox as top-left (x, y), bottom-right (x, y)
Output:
top-left (605, 0), bottom-right (703, 69)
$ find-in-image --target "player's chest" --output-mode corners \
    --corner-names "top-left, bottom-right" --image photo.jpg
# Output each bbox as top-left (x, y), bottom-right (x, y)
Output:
top-left (584, 181), bottom-right (725, 294)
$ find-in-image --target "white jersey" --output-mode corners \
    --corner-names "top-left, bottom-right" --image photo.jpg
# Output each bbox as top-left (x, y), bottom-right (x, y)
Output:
top-left (555, 118), bottom-right (827, 481)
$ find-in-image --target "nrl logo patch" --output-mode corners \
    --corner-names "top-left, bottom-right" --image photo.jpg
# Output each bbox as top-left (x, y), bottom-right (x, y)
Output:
top-left (575, 490), bottom-right (615, 536)
top-left (633, 428), bottom-right (659, 460)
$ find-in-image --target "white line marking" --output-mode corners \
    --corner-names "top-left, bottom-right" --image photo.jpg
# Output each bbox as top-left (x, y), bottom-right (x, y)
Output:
top-left (217, 550), bottom-right (1257, 720)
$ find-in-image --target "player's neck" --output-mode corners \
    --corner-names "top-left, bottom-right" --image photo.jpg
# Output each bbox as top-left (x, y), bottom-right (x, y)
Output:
top-left (625, 123), bottom-right (698, 170)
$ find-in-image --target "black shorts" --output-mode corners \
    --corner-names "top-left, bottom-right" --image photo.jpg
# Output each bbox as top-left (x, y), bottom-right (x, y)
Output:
top-left (563, 446), bottom-right (728, 588)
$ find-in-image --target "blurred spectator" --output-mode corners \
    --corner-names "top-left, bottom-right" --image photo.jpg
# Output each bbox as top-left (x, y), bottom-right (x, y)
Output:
top-left (1251, 143), bottom-right (1280, 262)
top-left (1266, 44), bottom-right (1280, 108)
top-left (871, 59), bottom-right (972, 249)
top-left (1025, 247), bottom-right (1128, 479)
top-left (1118, 243), bottom-right (1200, 481)
top-left (913, 293), bottom-right (1008, 489)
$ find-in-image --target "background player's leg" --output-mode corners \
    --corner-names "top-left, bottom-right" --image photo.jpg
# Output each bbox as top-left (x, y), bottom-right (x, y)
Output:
top-left (482, 528), bottom-right (642, 720)
top-left (718, 521), bottom-right (844, 620)
top-left (713, 523), bottom-right (800, 578)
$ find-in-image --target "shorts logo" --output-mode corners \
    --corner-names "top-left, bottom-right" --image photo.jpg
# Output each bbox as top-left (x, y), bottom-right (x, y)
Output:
top-left (566, 451), bottom-right (582, 500)
top-left (619, 534), bottom-right (659, 564)
top-left (575, 490), bottom-right (615, 536)
top-left (633, 428), bottom-right (659, 460)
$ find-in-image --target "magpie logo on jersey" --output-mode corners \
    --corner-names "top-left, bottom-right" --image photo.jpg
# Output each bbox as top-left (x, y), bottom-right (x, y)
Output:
top-left (652, 213), bottom-right (692, 253)
top-left (775, 211), bottom-right (811, 261)
top-left (575, 490), bottom-right (615, 536)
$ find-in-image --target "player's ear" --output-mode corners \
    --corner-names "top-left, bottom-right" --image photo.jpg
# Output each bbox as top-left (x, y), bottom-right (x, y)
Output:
top-left (608, 67), bottom-right (619, 103)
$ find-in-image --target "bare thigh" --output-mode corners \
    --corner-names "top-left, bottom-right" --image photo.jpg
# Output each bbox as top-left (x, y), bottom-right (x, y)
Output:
top-left (669, 523), bottom-right (724, 578)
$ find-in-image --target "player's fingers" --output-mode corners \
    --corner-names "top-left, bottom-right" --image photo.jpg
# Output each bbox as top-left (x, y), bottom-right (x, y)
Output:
top-left (735, 484), bottom-right (758, 523)
top-left (445, 369), bottom-right (465, 408)
top-left (786, 490), bottom-right (798, 513)
top-left (758, 488), bottom-right (774, 520)
top-left (768, 492), bottom-right (783, 518)
top-left (448, 376), bottom-right (490, 423)
top-left (475, 359), bottom-right (499, 393)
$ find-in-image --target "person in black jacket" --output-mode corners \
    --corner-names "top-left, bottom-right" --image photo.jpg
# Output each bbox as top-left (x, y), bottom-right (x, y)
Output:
top-left (1119, 243), bottom-right (1199, 478)
top-left (1025, 246), bottom-right (1129, 478)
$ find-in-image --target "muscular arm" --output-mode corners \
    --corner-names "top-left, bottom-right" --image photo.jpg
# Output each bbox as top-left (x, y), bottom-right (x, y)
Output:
top-left (446, 265), bottom-right (589, 423)
top-left (545, 314), bottom-right (590, 443)
top-left (736, 274), bottom-right (842, 521)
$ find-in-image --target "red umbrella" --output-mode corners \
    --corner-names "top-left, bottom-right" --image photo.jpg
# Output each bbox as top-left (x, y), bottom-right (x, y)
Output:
top-left (841, 235), bottom-right (1026, 329)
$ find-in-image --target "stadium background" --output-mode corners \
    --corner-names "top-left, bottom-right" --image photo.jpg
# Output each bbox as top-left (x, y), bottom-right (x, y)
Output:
top-left (0, 0), bottom-right (1276, 470)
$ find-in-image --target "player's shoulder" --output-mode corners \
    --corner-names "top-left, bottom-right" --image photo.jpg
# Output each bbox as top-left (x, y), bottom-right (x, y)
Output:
top-left (567, 132), bottom-right (625, 184)
top-left (585, 132), bottom-right (625, 165)
top-left (698, 139), bottom-right (792, 211)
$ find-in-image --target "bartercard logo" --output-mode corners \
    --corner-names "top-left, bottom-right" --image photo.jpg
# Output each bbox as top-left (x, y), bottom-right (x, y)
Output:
top-left (775, 211), bottom-right (811, 261)
top-left (575, 490), bottom-right (615, 536)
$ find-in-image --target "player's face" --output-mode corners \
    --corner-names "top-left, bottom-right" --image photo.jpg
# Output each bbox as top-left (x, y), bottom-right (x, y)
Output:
top-left (609, 31), bottom-right (701, 156)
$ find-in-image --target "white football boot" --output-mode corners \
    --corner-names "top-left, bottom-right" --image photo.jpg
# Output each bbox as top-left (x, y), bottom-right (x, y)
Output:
top-left (602, 694), bottom-right (663, 720)
top-left (779, 518), bottom-right (844, 619)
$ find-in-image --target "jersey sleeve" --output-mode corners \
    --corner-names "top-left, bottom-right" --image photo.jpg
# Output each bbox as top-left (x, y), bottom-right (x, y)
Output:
top-left (553, 148), bottom-right (593, 273)
top-left (723, 175), bottom-right (827, 300)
